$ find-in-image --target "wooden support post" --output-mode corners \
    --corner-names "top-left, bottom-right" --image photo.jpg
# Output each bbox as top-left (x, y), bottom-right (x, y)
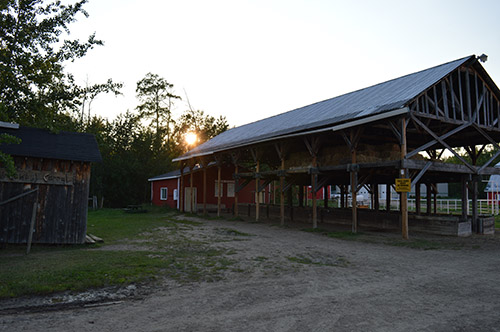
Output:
top-left (312, 159), bottom-right (317, 229)
top-left (287, 186), bottom-right (293, 222)
top-left (280, 158), bottom-right (285, 226)
top-left (415, 182), bottom-right (421, 215)
top-left (433, 184), bottom-right (437, 214)
top-left (323, 186), bottom-right (328, 209)
top-left (341, 185), bottom-right (345, 208)
top-left (386, 184), bottom-right (391, 211)
top-left (190, 169), bottom-right (194, 213)
top-left (255, 160), bottom-right (260, 222)
top-left (351, 146), bottom-right (357, 233)
top-left (234, 165), bottom-right (239, 217)
top-left (180, 165), bottom-right (184, 212)
top-left (217, 164), bottom-right (221, 217)
top-left (203, 166), bottom-right (207, 215)
top-left (472, 176), bottom-right (478, 233)
top-left (26, 200), bottom-right (37, 255)
top-left (298, 185), bottom-right (304, 207)
top-left (426, 183), bottom-right (432, 215)
top-left (401, 117), bottom-right (409, 240)
top-left (374, 183), bottom-right (379, 211)
top-left (461, 176), bottom-right (468, 221)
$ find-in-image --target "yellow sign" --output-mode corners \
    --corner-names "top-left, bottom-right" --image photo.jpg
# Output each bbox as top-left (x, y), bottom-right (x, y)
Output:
top-left (395, 178), bottom-right (411, 192)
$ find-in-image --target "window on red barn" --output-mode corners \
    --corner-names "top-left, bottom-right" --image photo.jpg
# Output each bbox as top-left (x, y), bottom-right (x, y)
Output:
top-left (160, 187), bottom-right (168, 200)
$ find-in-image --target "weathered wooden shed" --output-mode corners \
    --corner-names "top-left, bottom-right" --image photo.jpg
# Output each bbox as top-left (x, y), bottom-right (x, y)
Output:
top-left (0, 123), bottom-right (102, 244)
top-left (174, 55), bottom-right (500, 238)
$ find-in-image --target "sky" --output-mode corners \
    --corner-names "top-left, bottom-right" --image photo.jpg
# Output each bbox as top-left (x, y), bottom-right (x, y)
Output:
top-left (64, 0), bottom-right (500, 128)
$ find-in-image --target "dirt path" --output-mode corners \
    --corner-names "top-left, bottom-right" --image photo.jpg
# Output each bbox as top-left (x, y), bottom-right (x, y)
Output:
top-left (2, 217), bottom-right (500, 331)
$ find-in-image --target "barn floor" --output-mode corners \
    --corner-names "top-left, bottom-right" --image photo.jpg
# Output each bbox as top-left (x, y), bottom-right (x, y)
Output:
top-left (1, 214), bottom-right (500, 331)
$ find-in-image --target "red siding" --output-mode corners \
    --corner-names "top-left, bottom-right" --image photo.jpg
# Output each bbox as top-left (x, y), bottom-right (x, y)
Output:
top-left (150, 164), bottom-right (269, 211)
top-left (151, 178), bottom-right (178, 208)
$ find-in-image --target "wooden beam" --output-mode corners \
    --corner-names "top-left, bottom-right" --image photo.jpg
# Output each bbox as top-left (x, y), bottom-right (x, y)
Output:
top-left (410, 114), bottom-right (476, 172)
top-left (236, 178), bottom-right (252, 193)
top-left (217, 164), bottom-right (221, 217)
top-left (386, 183), bottom-right (391, 212)
top-left (180, 164), bottom-right (185, 212)
top-left (405, 119), bottom-right (471, 159)
top-left (465, 68), bottom-right (472, 120)
top-left (441, 81), bottom-right (449, 118)
top-left (426, 183), bottom-right (432, 215)
top-left (280, 157), bottom-right (285, 226)
top-left (415, 182), bottom-right (421, 215)
top-left (312, 154), bottom-right (318, 229)
top-left (411, 161), bottom-right (432, 187)
top-left (234, 164), bottom-right (238, 217)
top-left (400, 117), bottom-right (409, 240)
top-left (190, 167), bottom-right (194, 213)
top-left (255, 160), bottom-right (260, 222)
top-left (350, 130), bottom-right (358, 233)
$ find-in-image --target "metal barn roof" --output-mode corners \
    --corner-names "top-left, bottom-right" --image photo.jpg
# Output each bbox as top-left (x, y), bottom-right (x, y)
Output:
top-left (0, 126), bottom-right (102, 162)
top-left (175, 55), bottom-right (475, 161)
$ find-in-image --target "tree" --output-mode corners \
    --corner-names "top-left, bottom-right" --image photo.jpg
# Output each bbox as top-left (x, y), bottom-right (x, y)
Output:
top-left (80, 78), bottom-right (123, 126)
top-left (136, 73), bottom-right (181, 152)
top-left (174, 109), bottom-right (229, 153)
top-left (0, 0), bottom-right (120, 130)
top-left (0, 133), bottom-right (21, 177)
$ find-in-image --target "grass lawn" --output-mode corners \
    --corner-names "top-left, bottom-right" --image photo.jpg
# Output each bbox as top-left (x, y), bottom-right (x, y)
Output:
top-left (0, 206), bottom-right (233, 298)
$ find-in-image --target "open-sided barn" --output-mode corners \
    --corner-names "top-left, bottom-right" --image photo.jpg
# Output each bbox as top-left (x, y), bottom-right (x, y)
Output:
top-left (174, 55), bottom-right (500, 238)
top-left (0, 123), bottom-right (102, 244)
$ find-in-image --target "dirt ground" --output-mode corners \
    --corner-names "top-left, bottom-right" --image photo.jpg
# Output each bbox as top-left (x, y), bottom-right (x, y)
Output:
top-left (2, 215), bottom-right (500, 332)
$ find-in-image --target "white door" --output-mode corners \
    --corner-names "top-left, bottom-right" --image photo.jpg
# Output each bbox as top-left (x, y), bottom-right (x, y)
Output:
top-left (184, 187), bottom-right (198, 213)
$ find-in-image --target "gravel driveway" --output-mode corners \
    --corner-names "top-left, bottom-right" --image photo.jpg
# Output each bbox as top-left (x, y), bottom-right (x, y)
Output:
top-left (2, 216), bottom-right (500, 332)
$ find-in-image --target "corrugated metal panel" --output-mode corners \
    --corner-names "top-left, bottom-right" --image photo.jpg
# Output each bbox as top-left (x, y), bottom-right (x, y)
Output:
top-left (177, 55), bottom-right (473, 160)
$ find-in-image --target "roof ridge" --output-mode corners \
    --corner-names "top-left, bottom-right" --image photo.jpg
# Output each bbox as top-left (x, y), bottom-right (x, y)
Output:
top-left (220, 55), bottom-right (474, 133)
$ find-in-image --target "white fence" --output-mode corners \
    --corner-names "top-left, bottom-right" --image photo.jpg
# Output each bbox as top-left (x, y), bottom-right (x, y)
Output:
top-left (340, 198), bottom-right (499, 215)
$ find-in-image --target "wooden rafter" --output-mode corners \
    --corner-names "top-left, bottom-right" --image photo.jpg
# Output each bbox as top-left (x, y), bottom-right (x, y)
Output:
top-left (406, 120), bottom-right (471, 159)
top-left (410, 114), bottom-right (476, 172)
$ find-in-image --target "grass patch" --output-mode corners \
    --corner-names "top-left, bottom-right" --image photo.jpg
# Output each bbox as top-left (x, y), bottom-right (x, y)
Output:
top-left (495, 215), bottom-right (500, 229)
top-left (0, 208), bottom-right (235, 298)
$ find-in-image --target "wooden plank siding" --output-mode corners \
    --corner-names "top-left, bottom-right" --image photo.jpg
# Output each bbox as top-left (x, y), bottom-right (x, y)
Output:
top-left (0, 156), bottom-right (91, 244)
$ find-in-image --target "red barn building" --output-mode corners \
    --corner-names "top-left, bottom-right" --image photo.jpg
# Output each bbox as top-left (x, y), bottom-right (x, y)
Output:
top-left (149, 164), bottom-right (267, 212)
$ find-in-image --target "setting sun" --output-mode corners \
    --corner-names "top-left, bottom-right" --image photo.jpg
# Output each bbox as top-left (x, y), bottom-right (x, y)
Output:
top-left (185, 132), bottom-right (197, 146)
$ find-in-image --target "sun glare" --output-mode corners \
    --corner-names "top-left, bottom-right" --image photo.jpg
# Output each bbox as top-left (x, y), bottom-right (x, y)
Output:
top-left (185, 132), bottom-right (197, 146)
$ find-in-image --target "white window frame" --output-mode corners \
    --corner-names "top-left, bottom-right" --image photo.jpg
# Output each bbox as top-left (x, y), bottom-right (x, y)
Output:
top-left (214, 181), bottom-right (224, 198)
top-left (160, 187), bottom-right (168, 200)
top-left (227, 181), bottom-right (235, 198)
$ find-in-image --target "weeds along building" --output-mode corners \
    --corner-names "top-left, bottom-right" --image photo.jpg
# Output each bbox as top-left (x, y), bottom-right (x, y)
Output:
top-left (0, 124), bottom-right (101, 244)
top-left (171, 55), bottom-right (500, 238)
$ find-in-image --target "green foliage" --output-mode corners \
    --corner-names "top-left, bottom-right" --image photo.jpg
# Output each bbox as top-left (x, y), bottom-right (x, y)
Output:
top-left (0, 2), bottom-right (229, 208)
top-left (136, 72), bottom-right (181, 153)
top-left (87, 112), bottom-right (176, 207)
top-left (444, 146), bottom-right (500, 198)
top-left (0, 133), bottom-right (21, 176)
top-left (175, 109), bottom-right (229, 153)
top-left (0, 0), bottom-right (101, 129)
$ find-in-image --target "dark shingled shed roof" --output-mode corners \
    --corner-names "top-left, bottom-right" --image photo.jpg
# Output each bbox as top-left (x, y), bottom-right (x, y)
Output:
top-left (174, 55), bottom-right (475, 161)
top-left (0, 125), bottom-right (102, 162)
